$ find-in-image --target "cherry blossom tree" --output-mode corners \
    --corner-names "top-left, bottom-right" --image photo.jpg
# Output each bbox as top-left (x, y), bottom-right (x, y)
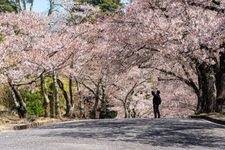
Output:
top-left (0, 12), bottom-right (48, 118)
top-left (112, 67), bottom-right (149, 118)
top-left (106, 0), bottom-right (225, 114)
top-left (0, 3), bottom-right (97, 117)
top-left (72, 51), bottom-right (115, 119)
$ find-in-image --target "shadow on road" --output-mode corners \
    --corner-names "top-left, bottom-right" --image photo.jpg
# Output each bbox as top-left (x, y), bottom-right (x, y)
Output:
top-left (39, 119), bottom-right (225, 149)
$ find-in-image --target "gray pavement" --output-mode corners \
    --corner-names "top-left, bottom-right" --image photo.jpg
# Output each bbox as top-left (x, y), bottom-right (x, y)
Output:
top-left (0, 118), bottom-right (225, 150)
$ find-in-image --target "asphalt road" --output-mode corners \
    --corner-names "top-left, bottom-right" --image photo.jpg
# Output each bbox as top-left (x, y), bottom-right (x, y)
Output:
top-left (0, 118), bottom-right (225, 150)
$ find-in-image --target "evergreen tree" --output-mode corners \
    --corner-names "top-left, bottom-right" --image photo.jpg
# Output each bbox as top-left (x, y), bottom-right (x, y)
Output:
top-left (0, 0), bottom-right (17, 12)
top-left (78, 0), bottom-right (121, 13)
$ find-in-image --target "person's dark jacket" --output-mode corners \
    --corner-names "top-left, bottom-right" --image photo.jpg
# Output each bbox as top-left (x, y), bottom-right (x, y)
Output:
top-left (153, 95), bottom-right (161, 105)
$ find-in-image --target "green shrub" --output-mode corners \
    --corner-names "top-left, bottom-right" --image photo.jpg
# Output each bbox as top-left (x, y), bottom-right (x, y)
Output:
top-left (0, 3), bottom-right (15, 12)
top-left (0, 85), bottom-right (14, 111)
top-left (78, 0), bottom-right (120, 13)
top-left (22, 91), bottom-right (44, 117)
top-left (99, 109), bottom-right (117, 119)
top-left (0, 33), bottom-right (3, 43)
top-left (99, 1), bottom-right (119, 13)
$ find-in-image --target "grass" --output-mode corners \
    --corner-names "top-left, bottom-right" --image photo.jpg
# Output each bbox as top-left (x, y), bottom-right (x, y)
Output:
top-left (207, 112), bottom-right (225, 121)
top-left (194, 112), bottom-right (225, 121)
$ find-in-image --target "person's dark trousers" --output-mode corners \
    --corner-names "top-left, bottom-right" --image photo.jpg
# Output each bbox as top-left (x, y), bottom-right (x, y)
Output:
top-left (153, 104), bottom-right (160, 118)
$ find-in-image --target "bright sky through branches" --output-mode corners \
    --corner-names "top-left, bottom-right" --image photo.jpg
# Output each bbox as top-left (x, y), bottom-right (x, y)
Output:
top-left (32, 0), bottom-right (128, 14)
top-left (33, 0), bottom-right (50, 13)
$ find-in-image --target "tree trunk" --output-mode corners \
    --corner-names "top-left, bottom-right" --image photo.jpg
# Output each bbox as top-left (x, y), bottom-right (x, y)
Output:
top-left (215, 52), bottom-right (225, 112)
top-left (123, 100), bottom-right (131, 118)
top-left (123, 102), bottom-right (128, 118)
top-left (22, 0), bottom-right (26, 10)
top-left (52, 70), bottom-right (60, 118)
top-left (216, 71), bottom-right (225, 112)
top-left (90, 79), bottom-right (101, 119)
top-left (99, 98), bottom-right (110, 119)
top-left (8, 82), bottom-right (26, 118)
top-left (99, 85), bottom-right (109, 119)
top-left (77, 91), bottom-right (85, 118)
top-left (41, 73), bottom-right (50, 117)
top-left (15, 0), bottom-right (22, 12)
top-left (91, 96), bottom-right (99, 119)
top-left (196, 63), bottom-right (217, 113)
top-left (9, 85), bottom-right (20, 115)
top-left (49, 91), bottom-right (55, 118)
top-left (48, 0), bottom-right (55, 15)
top-left (57, 78), bottom-right (71, 117)
top-left (69, 76), bottom-right (75, 117)
top-left (29, 0), bottom-right (34, 11)
top-left (75, 78), bottom-right (84, 118)
top-left (127, 102), bottom-right (131, 118)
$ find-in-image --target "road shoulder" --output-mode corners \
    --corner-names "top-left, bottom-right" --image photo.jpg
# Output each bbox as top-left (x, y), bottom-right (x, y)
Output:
top-left (190, 113), bottom-right (225, 125)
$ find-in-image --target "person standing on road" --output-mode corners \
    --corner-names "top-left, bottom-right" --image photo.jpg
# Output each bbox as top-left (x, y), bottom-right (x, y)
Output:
top-left (151, 90), bottom-right (161, 118)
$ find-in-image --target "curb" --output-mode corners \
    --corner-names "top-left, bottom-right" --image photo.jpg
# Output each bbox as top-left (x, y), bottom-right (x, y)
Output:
top-left (13, 122), bottom-right (43, 130)
top-left (0, 119), bottom-right (68, 131)
top-left (190, 115), bottom-right (225, 126)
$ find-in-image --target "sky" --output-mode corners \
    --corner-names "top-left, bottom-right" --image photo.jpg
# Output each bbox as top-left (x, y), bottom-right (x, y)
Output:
top-left (31, 0), bottom-right (128, 14)
top-left (32, 0), bottom-right (52, 14)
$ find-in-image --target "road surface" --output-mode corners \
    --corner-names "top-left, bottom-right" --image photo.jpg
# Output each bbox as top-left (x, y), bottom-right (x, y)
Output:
top-left (0, 118), bottom-right (225, 150)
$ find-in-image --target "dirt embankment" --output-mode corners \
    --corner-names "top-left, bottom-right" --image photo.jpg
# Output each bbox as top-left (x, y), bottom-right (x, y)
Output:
top-left (0, 111), bottom-right (68, 131)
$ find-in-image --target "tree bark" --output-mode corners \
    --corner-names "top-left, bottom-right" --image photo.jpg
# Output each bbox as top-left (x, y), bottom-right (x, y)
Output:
top-left (9, 85), bottom-right (20, 115)
top-left (69, 76), bottom-right (75, 117)
top-left (48, 0), bottom-right (55, 15)
top-left (91, 79), bottom-right (104, 119)
top-left (91, 80), bottom-right (101, 119)
top-left (57, 78), bottom-right (71, 117)
top-left (99, 84), bottom-right (107, 119)
top-left (8, 80), bottom-right (27, 118)
top-left (92, 95), bottom-right (99, 119)
top-left (216, 52), bottom-right (225, 112)
top-left (22, 0), bottom-right (26, 10)
top-left (52, 70), bottom-right (60, 118)
top-left (15, 0), bottom-right (22, 12)
top-left (81, 78), bottom-right (101, 119)
top-left (123, 102), bottom-right (128, 118)
top-left (29, 0), bottom-right (34, 11)
top-left (75, 78), bottom-right (84, 118)
top-left (196, 63), bottom-right (217, 113)
top-left (216, 71), bottom-right (225, 112)
top-left (41, 73), bottom-right (50, 117)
